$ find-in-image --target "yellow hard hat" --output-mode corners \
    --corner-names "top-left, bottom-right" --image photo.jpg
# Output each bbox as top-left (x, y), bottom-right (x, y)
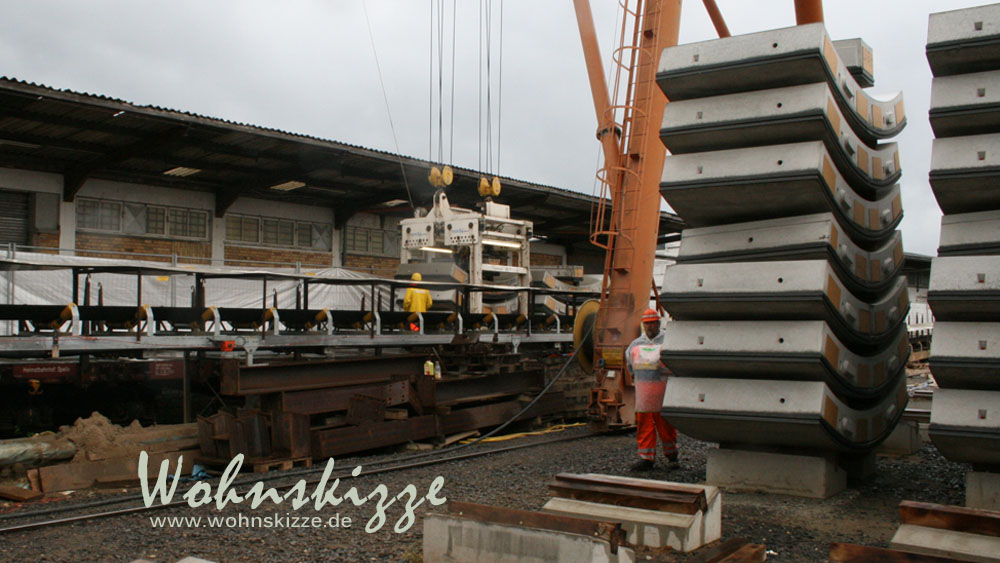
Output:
top-left (411, 272), bottom-right (422, 281)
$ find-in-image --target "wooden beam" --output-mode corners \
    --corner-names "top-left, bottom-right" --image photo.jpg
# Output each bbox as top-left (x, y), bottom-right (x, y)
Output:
top-left (899, 500), bottom-right (1000, 538)
top-left (829, 542), bottom-right (962, 562)
top-left (215, 187), bottom-right (242, 218)
top-left (62, 126), bottom-right (189, 202)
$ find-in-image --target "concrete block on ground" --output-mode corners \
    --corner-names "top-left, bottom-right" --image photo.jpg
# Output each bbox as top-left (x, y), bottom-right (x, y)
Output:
top-left (890, 523), bottom-right (1000, 563)
top-left (967, 471), bottom-right (1000, 511)
top-left (422, 513), bottom-right (635, 563)
top-left (706, 447), bottom-right (847, 499)
top-left (541, 493), bottom-right (720, 552)
top-left (877, 420), bottom-right (922, 456)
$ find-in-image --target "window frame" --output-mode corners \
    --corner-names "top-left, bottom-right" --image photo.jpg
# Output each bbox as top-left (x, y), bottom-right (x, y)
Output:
top-left (225, 213), bottom-right (332, 251)
top-left (76, 197), bottom-right (208, 240)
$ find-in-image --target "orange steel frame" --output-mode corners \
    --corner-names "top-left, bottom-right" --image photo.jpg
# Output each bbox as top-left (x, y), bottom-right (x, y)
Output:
top-left (573, 0), bottom-right (823, 427)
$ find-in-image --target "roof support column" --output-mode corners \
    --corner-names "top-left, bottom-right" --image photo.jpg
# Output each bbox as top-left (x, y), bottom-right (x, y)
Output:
top-left (58, 199), bottom-right (75, 256)
top-left (211, 214), bottom-right (226, 266)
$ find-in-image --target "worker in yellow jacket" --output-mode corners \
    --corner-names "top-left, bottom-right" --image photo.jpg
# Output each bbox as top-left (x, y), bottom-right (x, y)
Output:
top-left (404, 272), bottom-right (432, 313)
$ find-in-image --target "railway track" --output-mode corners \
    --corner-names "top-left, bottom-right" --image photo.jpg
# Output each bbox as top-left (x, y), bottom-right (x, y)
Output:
top-left (0, 429), bottom-right (600, 535)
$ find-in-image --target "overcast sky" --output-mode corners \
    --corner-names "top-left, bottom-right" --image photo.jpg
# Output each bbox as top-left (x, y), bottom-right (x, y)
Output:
top-left (0, 0), bottom-right (991, 256)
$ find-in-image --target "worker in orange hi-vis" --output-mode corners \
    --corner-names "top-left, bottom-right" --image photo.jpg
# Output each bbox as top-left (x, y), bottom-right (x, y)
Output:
top-left (626, 308), bottom-right (679, 472)
top-left (403, 272), bottom-right (432, 330)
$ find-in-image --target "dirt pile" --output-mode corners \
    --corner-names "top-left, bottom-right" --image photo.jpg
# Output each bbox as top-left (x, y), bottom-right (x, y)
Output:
top-left (57, 412), bottom-right (143, 463)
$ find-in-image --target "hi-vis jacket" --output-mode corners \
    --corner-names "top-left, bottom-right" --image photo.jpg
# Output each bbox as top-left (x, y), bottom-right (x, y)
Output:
top-left (626, 330), bottom-right (667, 382)
top-left (627, 330), bottom-right (668, 413)
top-left (403, 287), bottom-right (433, 313)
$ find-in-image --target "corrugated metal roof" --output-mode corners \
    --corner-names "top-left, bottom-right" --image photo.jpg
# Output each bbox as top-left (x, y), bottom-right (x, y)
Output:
top-left (0, 76), bottom-right (685, 239)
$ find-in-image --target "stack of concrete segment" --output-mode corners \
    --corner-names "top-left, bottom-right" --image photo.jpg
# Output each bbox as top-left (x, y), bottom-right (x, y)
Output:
top-left (654, 23), bottom-right (909, 491)
top-left (926, 4), bottom-right (1000, 509)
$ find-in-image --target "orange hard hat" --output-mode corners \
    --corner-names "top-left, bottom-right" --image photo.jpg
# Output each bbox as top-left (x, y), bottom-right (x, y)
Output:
top-left (641, 308), bottom-right (660, 323)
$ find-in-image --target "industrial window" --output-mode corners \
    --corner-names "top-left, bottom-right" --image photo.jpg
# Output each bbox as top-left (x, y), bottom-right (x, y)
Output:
top-left (227, 214), bottom-right (330, 250)
top-left (78, 198), bottom-right (207, 239)
top-left (262, 218), bottom-right (295, 246)
top-left (296, 223), bottom-right (332, 251)
top-left (77, 199), bottom-right (121, 231)
top-left (226, 216), bottom-right (260, 243)
top-left (168, 208), bottom-right (208, 239)
top-left (345, 226), bottom-right (398, 257)
top-left (146, 207), bottom-right (165, 235)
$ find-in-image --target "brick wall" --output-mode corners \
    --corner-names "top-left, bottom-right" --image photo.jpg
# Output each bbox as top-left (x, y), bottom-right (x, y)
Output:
top-left (35, 232), bottom-right (60, 255)
top-left (531, 253), bottom-right (563, 266)
top-left (224, 245), bottom-right (332, 269)
top-left (76, 232), bottom-right (212, 264)
top-left (344, 254), bottom-right (399, 277)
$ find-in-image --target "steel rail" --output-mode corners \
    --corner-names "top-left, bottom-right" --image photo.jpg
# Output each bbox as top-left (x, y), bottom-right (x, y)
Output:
top-left (0, 430), bottom-right (599, 535)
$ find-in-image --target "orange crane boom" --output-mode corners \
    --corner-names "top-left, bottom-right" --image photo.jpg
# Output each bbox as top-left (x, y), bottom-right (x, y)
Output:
top-left (573, 0), bottom-right (680, 427)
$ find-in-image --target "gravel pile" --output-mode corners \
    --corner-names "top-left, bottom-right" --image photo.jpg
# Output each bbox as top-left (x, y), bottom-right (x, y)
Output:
top-left (0, 427), bottom-right (972, 562)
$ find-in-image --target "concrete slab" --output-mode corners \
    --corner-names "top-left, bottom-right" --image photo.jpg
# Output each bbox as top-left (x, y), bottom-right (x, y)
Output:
top-left (660, 83), bottom-right (901, 193)
top-left (660, 141), bottom-right (902, 240)
top-left (573, 474), bottom-right (723, 547)
top-left (891, 523), bottom-right (1000, 563)
top-left (834, 38), bottom-right (875, 88)
top-left (931, 70), bottom-right (1000, 137)
top-left (928, 3), bottom-right (1000, 77)
top-left (928, 256), bottom-right (1000, 321)
top-left (929, 388), bottom-right (1000, 467)
top-left (677, 213), bottom-right (904, 298)
top-left (706, 447), bottom-right (847, 499)
top-left (660, 260), bottom-right (910, 348)
top-left (939, 209), bottom-right (1000, 256)
top-left (656, 23), bottom-right (901, 143)
top-left (927, 322), bottom-right (1000, 389)
top-left (541, 494), bottom-right (720, 552)
top-left (876, 420), bottom-right (922, 456)
top-left (422, 513), bottom-right (635, 563)
top-left (930, 133), bottom-right (1000, 214)
top-left (662, 376), bottom-right (908, 452)
top-left (661, 320), bottom-right (908, 406)
top-left (967, 471), bottom-right (1000, 510)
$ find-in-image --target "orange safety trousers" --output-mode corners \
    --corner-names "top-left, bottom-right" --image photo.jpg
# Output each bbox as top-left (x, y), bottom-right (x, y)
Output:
top-left (636, 411), bottom-right (678, 461)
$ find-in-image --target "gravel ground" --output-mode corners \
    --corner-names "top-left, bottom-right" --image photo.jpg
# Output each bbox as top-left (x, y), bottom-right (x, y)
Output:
top-left (0, 428), bottom-right (971, 562)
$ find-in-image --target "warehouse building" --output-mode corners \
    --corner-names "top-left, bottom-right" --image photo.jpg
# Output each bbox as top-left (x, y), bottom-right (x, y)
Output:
top-left (0, 77), bottom-right (684, 278)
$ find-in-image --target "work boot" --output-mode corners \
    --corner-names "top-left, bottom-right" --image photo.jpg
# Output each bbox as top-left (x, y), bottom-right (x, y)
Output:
top-left (630, 459), bottom-right (655, 472)
top-left (666, 453), bottom-right (681, 470)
